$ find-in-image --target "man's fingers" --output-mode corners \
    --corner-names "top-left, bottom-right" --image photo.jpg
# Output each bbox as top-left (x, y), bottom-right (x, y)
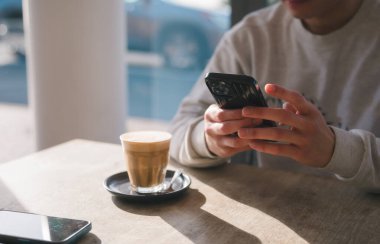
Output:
top-left (205, 104), bottom-right (244, 122)
top-left (206, 118), bottom-right (262, 136)
top-left (242, 107), bottom-right (308, 130)
top-left (265, 84), bottom-right (311, 115)
top-left (249, 140), bottom-right (300, 160)
top-left (283, 102), bottom-right (298, 114)
top-left (206, 134), bottom-right (251, 158)
top-left (220, 136), bottom-right (251, 149)
top-left (238, 127), bottom-right (304, 145)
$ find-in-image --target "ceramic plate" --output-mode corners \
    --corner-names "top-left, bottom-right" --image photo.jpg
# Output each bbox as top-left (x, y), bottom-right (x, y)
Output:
top-left (104, 170), bottom-right (191, 202)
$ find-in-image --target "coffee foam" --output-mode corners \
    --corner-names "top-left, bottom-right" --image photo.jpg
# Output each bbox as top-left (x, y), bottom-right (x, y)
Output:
top-left (120, 131), bottom-right (171, 152)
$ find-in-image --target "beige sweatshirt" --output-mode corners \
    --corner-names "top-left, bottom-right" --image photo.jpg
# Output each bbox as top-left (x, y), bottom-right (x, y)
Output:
top-left (169, 0), bottom-right (380, 191)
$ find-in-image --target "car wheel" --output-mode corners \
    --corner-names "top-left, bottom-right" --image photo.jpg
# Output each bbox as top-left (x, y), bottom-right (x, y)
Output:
top-left (158, 28), bottom-right (208, 70)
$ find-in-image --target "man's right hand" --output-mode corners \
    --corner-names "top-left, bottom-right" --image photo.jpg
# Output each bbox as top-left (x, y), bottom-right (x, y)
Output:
top-left (204, 104), bottom-right (262, 158)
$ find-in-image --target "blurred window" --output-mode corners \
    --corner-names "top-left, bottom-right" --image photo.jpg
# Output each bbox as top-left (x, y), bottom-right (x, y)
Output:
top-left (126, 0), bottom-right (231, 122)
top-left (0, 0), bottom-right (279, 128)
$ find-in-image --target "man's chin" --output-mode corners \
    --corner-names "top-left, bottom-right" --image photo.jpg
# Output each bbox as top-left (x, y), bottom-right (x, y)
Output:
top-left (289, 12), bottom-right (309, 19)
top-left (282, 0), bottom-right (314, 19)
top-left (284, 7), bottom-right (314, 20)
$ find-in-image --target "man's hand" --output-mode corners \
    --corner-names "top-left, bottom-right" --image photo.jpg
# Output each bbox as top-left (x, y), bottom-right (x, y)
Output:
top-left (204, 104), bottom-right (262, 158)
top-left (238, 84), bottom-right (335, 167)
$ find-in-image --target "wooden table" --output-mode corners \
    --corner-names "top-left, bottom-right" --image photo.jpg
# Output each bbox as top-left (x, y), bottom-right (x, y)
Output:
top-left (0, 139), bottom-right (379, 244)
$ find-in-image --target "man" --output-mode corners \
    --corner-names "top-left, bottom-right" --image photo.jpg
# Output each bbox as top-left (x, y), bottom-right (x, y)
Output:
top-left (169, 0), bottom-right (380, 191)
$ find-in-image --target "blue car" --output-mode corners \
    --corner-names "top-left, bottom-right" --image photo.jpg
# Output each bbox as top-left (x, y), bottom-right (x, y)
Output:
top-left (0, 0), bottom-right (21, 18)
top-left (0, 0), bottom-right (22, 34)
top-left (126, 0), bottom-right (229, 69)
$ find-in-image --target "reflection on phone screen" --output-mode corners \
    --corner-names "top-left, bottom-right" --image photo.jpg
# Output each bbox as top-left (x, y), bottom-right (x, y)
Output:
top-left (0, 211), bottom-right (90, 243)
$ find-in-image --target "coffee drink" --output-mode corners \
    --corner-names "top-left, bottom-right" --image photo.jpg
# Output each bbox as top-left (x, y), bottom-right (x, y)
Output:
top-left (120, 131), bottom-right (171, 193)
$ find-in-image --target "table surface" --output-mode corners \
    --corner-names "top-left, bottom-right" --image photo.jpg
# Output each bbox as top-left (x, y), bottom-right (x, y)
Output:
top-left (0, 139), bottom-right (379, 244)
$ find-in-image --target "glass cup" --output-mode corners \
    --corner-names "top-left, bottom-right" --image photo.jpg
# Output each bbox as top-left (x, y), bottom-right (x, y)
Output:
top-left (120, 131), bottom-right (172, 194)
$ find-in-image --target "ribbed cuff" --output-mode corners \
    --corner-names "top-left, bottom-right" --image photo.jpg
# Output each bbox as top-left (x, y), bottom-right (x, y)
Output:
top-left (191, 119), bottom-right (219, 159)
top-left (323, 127), bottom-right (364, 178)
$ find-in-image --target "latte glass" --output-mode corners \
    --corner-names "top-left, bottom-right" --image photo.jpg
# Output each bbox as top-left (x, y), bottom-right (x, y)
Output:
top-left (120, 131), bottom-right (171, 194)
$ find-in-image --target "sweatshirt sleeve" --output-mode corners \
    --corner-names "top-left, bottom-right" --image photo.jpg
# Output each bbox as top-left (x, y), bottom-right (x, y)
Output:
top-left (324, 127), bottom-right (380, 192)
top-left (169, 105), bottom-right (227, 168)
top-left (168, 34), bottom-right (246, 167)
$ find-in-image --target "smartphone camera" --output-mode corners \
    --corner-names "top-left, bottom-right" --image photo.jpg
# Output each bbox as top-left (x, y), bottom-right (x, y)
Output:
top-left (205, 72), bottom-right (276, 127)
top-left (209, 80), bottom-right (234, 97)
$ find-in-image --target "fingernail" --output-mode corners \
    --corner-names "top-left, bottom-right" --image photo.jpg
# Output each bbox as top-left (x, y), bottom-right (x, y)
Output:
top-left (265, 84), bottom-right (276, 93)
top-left (242, 107), bottom-right (248, 116)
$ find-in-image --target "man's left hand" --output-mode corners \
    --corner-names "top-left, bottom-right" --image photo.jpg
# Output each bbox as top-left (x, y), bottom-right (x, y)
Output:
top-left (238, 84), bottom-right (335, 168)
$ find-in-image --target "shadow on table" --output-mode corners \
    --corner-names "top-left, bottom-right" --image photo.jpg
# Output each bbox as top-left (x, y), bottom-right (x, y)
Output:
top-left (185, 164), bottom-right (380, 243)
top-left (112, 188), bottom-right (262, 244)
top-left (0, 179), bottom-right (26, 212)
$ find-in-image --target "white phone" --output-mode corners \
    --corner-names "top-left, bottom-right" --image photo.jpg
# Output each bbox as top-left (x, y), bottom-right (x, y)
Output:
top-left (0, 210), bottom-right (92, 244)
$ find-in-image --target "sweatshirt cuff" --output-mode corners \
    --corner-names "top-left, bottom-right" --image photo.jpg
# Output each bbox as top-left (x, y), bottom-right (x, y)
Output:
top-left (191, 120), bottom-right (219, 159)
top-left (323, 127), bottom-right (364, 178)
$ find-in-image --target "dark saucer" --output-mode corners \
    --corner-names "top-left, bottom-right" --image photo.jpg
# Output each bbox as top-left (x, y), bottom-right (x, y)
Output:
top-left (104, 170), bottom-right (191, 202)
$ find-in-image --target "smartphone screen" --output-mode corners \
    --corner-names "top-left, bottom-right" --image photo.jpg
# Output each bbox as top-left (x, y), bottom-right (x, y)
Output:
top-left (0, 211), bottom-right (91, 243)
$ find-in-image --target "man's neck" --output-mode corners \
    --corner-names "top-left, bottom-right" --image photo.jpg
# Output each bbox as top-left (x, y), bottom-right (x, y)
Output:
top-left (302, 0), bottom-right (364, 35)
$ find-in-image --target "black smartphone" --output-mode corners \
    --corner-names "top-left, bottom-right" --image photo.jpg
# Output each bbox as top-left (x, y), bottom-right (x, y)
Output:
top-left (205, 72), bottom-right (276, 127)
top-left (0, 210), bottom-right (92, 244)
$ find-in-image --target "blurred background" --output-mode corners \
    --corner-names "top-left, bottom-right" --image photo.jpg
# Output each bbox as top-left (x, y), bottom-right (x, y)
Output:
top-left (0, 0), bottom-right (278, 162)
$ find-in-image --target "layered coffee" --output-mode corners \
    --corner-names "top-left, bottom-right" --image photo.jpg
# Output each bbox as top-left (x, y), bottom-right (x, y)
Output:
top-left (120, 131), bottom-right (171, 193)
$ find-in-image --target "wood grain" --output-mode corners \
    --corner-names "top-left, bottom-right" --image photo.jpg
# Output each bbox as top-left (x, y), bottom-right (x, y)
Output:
top-left (0, 139), bottom-right (379, 244)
